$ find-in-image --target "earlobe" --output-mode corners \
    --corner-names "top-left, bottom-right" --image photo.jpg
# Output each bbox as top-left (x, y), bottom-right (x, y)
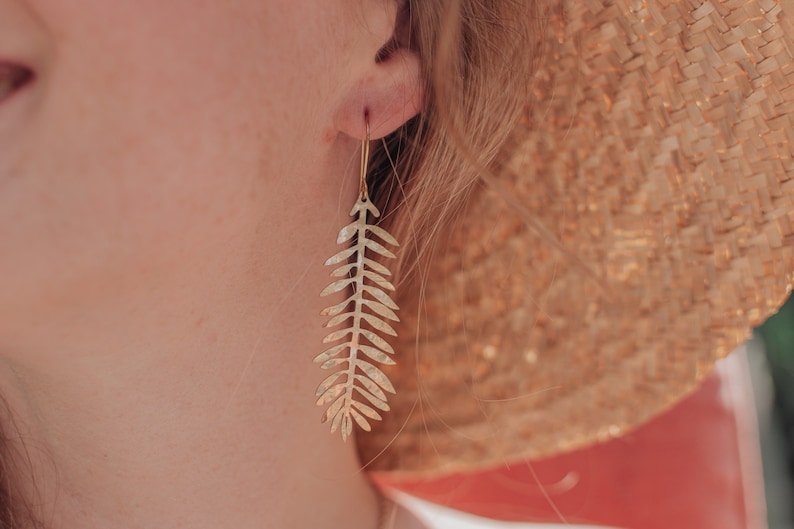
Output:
top-left (336, 47), bottom-right (424, 141)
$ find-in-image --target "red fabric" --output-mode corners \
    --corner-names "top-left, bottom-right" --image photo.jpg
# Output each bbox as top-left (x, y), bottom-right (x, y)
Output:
top-left (376, 353), bottom-right (765, 529)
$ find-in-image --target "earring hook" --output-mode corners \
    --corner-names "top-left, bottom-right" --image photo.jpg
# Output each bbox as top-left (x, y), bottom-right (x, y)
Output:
top-left (359, 117), bottom-right (370, 201)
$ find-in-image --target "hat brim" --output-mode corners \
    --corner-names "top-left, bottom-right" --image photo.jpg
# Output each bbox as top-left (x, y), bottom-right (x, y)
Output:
top-left (360, 0), bottom-right (794, 476)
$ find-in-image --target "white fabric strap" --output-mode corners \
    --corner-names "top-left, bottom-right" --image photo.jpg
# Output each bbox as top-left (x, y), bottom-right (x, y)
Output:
top-left (394, 491), bottom-right (620, 529)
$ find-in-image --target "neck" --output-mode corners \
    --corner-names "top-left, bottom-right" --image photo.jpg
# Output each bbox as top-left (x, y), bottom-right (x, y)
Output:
top-left (0, 242), bottom-right (387, 529)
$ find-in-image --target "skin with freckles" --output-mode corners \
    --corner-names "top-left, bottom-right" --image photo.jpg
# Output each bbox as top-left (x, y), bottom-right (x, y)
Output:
top-left (0, 1), bottom-right (424, 528)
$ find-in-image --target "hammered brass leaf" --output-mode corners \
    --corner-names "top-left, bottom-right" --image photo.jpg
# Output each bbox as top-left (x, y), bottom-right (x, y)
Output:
top-left (315, 194), bottom-right (400, 441)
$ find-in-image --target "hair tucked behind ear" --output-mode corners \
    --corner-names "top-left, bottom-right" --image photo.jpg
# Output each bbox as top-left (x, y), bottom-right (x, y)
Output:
top-left (367, 0), bottom-right (546, 283)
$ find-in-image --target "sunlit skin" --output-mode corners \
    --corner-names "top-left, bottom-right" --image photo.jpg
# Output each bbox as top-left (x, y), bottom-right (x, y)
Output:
top-left (0, 1), bottom-right (424, 528)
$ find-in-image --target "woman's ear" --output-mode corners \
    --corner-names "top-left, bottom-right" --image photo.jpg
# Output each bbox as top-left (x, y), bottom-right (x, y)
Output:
top-left (335, 3), bottom-right (424, 141)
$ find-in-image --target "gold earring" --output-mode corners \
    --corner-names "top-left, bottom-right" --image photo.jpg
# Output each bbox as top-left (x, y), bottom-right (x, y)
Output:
top-left (314, 118), bottom-right (400, 441)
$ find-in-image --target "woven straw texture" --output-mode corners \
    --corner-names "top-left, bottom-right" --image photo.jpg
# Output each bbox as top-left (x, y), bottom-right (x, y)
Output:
top-left (359, 0), bottom-right (794, 476)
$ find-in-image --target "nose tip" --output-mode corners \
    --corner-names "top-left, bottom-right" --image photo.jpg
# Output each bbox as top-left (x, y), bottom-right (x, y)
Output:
top-left (0, 62), bottom-right (34, 100)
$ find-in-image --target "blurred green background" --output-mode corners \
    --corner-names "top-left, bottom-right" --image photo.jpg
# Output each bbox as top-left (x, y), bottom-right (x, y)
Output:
top-left (757, 294), bottom-right (794, 528)
top-left (759, 295), bottom-right (794, 455)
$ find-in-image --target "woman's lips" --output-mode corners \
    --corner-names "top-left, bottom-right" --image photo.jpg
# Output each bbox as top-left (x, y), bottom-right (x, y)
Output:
top-left (0, 62), bottom-right (34, 103)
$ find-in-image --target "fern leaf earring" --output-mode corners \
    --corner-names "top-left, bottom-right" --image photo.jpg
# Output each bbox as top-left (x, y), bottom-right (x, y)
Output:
top-left (314, 117), bottom-right (400, 442)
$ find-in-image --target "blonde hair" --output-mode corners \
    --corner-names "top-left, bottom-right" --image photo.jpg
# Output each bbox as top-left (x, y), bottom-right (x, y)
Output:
top-left (368, 0), bottom-right (544, 283)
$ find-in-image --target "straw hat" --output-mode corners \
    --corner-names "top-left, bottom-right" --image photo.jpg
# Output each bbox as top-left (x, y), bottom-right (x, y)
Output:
top-left (358, 0), bottom-right (794, 476)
